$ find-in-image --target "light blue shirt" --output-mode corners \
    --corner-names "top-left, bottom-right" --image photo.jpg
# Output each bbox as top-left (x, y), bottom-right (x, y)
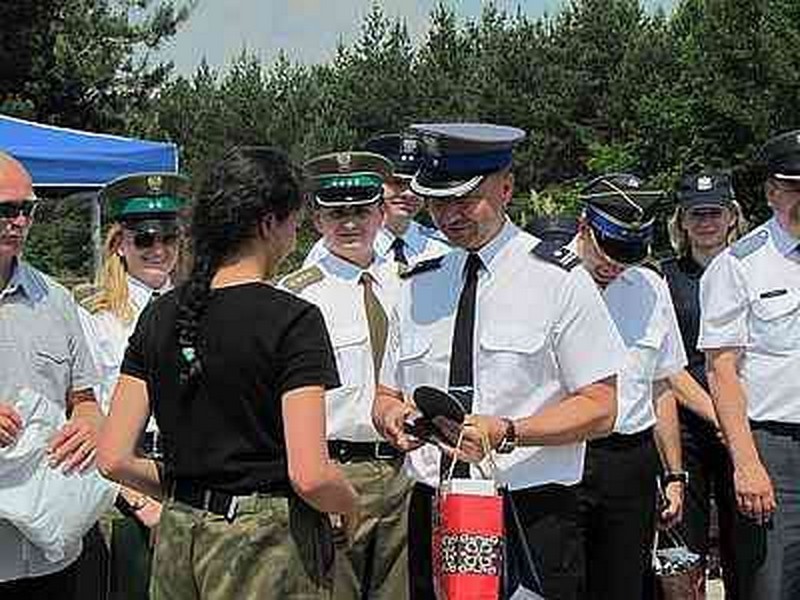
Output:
top-left (0, 259), bottom-right (98, 581)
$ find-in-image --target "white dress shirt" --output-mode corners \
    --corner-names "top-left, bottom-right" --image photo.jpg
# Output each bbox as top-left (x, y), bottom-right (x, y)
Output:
top-left (699, 217), bottom-right (800, 423)
top-left (79, 275), bottom-right (170, 432)
top-left (282, 252), bottom-right (400, 441)
top-left (380, 221), bottom-right (625, 490)
top-left (602, 266), bottom-right (688, 434)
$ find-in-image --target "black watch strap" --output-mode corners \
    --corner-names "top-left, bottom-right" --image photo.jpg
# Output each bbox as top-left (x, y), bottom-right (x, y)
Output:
top-left (662, 471), bottom-right (689, 485)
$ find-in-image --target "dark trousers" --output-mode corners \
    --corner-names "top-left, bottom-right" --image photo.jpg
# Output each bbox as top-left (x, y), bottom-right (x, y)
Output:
top-left (0, 559), bottom-right (79, 600)
top-left (677, 408), bottom-right (739, 597)
top-left (578, 429), bottom-right (659, 600)
top-left (72, 523), bottom-right (111, 600)
top-left (408, 481), bottom-right (584, 600)
top-left (732, 424), bottom-right (800, 600)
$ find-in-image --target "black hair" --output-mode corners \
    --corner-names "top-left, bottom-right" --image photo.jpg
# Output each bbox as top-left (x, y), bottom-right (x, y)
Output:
top-left (175, 146), bottom-right (304, 383)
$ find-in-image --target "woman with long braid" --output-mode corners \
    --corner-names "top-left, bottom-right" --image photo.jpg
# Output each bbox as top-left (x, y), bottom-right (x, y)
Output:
top-left (97, 146), bottom-right (357, 599)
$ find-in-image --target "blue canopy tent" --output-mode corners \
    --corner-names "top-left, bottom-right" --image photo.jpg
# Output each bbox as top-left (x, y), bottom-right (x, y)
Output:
top-left (0, 113), bottom-right (178, 186)
top-left (0, 114), bottom-right (180, 275)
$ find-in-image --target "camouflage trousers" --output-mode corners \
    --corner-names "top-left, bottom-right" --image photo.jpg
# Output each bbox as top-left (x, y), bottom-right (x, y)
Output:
top-left (333, 459), bottom-right (412, 600)
top-left (150, 493), bottom-right (334, 600)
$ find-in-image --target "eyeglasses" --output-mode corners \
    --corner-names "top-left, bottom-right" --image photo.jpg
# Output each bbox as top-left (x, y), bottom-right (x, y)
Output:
top-left (685, 207), bottom-right (725, 220)
top-left (128, 230), bottom-right (179, 250)
top-left (0, 200), bottom-right (38, 220)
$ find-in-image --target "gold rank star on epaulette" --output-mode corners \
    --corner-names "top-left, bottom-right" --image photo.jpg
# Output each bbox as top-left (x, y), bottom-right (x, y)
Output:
top-left (280, 265), bottom-right (324, 293)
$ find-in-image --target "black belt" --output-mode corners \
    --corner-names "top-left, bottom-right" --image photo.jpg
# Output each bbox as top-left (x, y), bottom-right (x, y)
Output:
top-left (328, 440), bottom-right (401, 463)
top-left (588, 428), bottom-right (654, 451)
top-left (170, 479), bottom-right (291, 520)
top-left (751, 420), bottom-right (800, 440)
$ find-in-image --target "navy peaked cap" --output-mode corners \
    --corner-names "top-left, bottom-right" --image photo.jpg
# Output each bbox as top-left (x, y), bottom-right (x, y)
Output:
top-left (409, 123), bottom-right (526, 198)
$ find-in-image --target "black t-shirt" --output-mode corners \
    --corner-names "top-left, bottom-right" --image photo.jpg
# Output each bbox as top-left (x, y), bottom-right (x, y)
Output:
top-left (662, 255), bottom-right (707, 390)
top-left (121, 282), bottom-right (340, 495)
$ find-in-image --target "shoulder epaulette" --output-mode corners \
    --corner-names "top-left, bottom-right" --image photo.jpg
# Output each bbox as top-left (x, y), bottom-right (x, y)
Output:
top-left (730, 229), bottom-right (769, 260)
top-left (420, 224), bottom-right (451, 246)
top-left (640, 259), bottom-right (664, 277)
top-left (73, 283), bottom-right (103, 314)
top-left (399, 256), bottom-right (444, 279)
top-left (531, 240), bottom-right (581, 271)
top-left (280, 265), bottom-right (324, 293)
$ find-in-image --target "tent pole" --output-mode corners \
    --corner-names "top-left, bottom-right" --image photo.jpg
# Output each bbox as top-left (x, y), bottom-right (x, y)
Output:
top-left (90, 192), bottom-right (102, 281)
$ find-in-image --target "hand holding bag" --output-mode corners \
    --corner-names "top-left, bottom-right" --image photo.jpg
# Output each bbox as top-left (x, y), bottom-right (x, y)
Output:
top-left (433, 423), bottom-right (546, 600)
top-left (652, 527), bottom-right (705, 600)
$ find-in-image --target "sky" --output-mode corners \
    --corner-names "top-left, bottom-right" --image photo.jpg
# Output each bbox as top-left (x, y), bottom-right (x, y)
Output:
top-left (159, 0), bottom-right (676, 76)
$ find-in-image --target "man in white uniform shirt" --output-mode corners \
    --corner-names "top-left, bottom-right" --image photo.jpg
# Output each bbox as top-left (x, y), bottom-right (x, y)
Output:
top-left (573, 174), bottom-right (687, 599)
top-left (373, 123), bottom-right (625, 599)
top-left (699, 130), bottom-right (800, 599)
top-left (281, 151), bottom-right (410, 599)
top-left (303, 133), bottom-right (449, 270)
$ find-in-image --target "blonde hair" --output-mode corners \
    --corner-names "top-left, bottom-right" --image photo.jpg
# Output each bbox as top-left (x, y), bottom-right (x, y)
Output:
top-left (82, 224), bottom-right (135, 323)
top-left (667, 201), bottom-right (749, 257)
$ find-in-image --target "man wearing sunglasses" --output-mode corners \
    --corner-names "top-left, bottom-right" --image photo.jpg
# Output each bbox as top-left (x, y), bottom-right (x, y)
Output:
top-left (78, 172), bottom-right (189, 600)
top-left (699, 131), bottom-right (800, 599)
top-left (572, 174), bottom-right (688, 599)
top-left (0, 152), bottom-right (101, 598)
top-left (304, 133), bottom-right (450, 272)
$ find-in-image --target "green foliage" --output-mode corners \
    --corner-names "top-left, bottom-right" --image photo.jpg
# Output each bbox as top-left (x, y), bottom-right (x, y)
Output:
top-left (7, 0), bottom-right (800, 278)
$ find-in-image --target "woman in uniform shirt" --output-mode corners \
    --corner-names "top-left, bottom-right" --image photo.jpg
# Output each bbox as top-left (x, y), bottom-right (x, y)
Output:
top-left (97, 146), bottom-right (358, 599)
top-left (79, 172), bottom-right (189, 600)
top-left (662, 171), bottom-right (748, 596)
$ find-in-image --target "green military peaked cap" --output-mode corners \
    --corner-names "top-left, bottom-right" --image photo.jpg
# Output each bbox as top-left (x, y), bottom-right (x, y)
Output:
top-left (100, 172), bottom-right (191, 222)
top-left (304, 151), bottom-right (393, 207)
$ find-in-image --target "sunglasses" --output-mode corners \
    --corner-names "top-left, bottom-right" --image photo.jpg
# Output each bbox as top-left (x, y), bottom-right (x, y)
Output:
top-left (0, 200), bottom-right (38, 220)
top-left (685, 207), bottom-right (725, 220)
top-left (127, 229), bottom-right (179, 250)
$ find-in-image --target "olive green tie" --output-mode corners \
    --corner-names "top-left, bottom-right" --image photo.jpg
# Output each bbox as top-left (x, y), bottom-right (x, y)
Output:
top-left (360, 272), bottom-right (388, 382)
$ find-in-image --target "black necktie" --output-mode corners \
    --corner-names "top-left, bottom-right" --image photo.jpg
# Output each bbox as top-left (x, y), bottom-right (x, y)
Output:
top-left (391, 237), bottom-right (408, 266)
top-left (443, 252), bottom-right (482, 478)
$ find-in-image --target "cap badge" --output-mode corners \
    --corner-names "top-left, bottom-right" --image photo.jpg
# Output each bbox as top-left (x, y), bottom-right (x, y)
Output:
top-left (146, 175), bottom-right (164, 194)
top-left (402, 138), bottom-right (418, 154)
top-left (627, 177), bottom-right (640, 188)
top-left (697, 176), bottom-right (714, 192)
top-left (336, 153), bottom-right (352, 173)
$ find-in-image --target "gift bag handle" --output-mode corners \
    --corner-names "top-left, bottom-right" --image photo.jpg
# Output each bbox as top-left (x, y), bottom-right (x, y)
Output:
top-left (442, 424), bottom-right (499, 487)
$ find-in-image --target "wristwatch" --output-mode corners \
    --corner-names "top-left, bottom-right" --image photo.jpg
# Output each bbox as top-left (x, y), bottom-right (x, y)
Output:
top-left (496, 418), bottom-right (518, 454)
top-left (662, 471), bottom-right (689, 486)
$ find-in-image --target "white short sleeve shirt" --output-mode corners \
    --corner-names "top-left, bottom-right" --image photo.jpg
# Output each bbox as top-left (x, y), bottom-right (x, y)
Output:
top-left (282, 252), bottom-right (400, 441)
top-left (699, 217), bottom-right (800, 423)
top-left (381, 221), bottom-right (625, 490)
top-left (602, 266), bottom-right (688, 434)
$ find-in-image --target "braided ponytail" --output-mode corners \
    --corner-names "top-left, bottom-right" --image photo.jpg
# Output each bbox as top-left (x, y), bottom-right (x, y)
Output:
top-left (174, 146), bottom-right (304, 387)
